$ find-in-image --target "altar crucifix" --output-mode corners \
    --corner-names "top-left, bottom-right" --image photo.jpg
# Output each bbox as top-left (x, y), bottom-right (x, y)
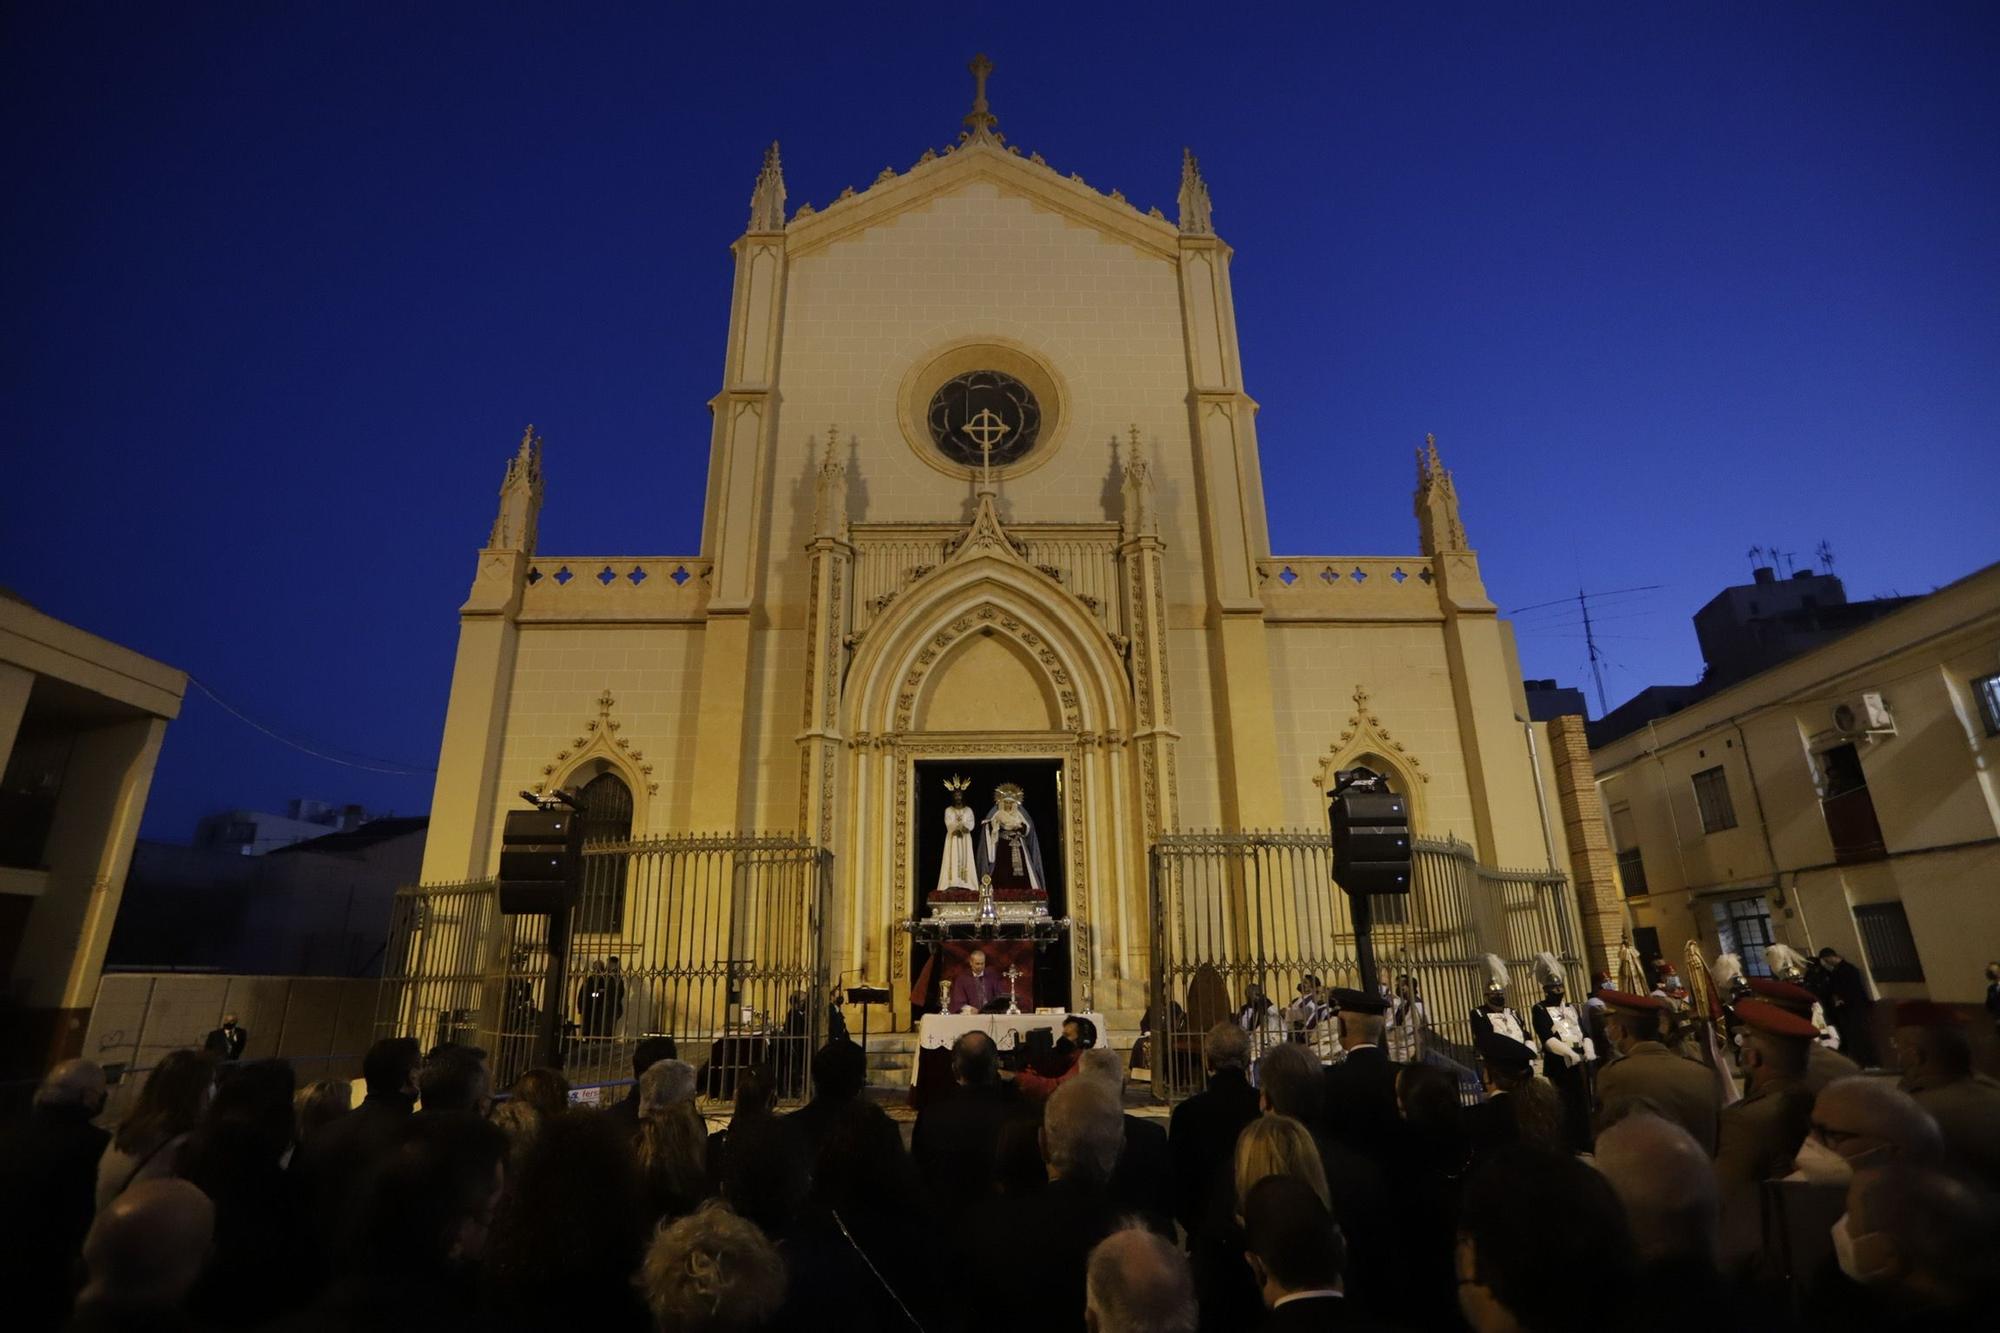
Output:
top-left (1003, 963), bottom-right (1022, 1015)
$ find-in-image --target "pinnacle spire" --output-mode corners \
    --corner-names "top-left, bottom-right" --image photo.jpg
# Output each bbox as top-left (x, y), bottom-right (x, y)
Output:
top-left (490, 424), bottom-right (544, 552)
top-left (748, 140), bottom-right (787, 231)
top-left (812, 424), bottom-right (848, 538)
top-left (1121, 424), bottom-right (1157, 538)
top-left (1177, 148), bottom-right (1213, 235)
top-left (1414, 432), bottom-right (1468, 554)
top-left (959, 53), bottom-right (1003, 143)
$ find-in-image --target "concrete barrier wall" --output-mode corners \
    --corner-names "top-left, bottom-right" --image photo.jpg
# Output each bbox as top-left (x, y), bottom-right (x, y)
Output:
top-left (84, 972), bottom-right (379, 1097)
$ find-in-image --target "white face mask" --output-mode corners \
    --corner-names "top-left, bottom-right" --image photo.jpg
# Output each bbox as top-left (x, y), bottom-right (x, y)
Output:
top-left (1792, 1136), bottom-right (1853, 1185)
top-left (1830, 1213), bottom-right (1892, 1286)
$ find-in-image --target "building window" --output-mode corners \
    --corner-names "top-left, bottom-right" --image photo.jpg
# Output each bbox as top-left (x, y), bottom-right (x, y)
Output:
top-left (1713, 895), bottom-right (1777, 976)
top-left (1615, 846), bottom-right (1649, 898)
top-left (1975, 673), bottom-right (2000, 736)
top-left (1691, 766), bottom-right (1738, 834)
top-left (1853, 902), bottom-right (1925, 983)
top-left (1816, 742), bottom-right (1886, 864)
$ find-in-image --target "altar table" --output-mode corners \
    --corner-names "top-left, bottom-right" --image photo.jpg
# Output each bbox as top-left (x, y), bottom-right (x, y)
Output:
top-left (909, 1010), bottom-right (1108, 1088)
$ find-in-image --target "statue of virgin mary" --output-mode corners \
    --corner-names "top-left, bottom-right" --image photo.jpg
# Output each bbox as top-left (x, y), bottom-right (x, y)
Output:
top-left (978, 782), bottom-right (1048, 898)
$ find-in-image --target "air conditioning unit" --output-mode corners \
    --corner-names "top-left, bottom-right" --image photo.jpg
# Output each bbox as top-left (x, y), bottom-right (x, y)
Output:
top-left (1832, 691), bottom-right (1894, 736)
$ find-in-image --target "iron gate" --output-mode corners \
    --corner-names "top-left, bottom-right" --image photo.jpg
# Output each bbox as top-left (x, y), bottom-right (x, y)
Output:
top-left (1147, 831), bottom-right (1584, 1101)
top-left (377, 834), bottom-right (831, 1105)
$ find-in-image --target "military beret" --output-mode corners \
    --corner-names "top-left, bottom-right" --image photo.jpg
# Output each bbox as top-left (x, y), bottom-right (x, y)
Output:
top-left (1732, 998), bottom-right (1818, 1040)
top-left (1598, 989), bottom-right (1668, 1013)
top-left (1746, 977), bottom-right (1820, 1013)
top-left (1329, 986), bottom-right (1388, 1015)
top-left (1893, 1000), bottom-right (1963, 1029)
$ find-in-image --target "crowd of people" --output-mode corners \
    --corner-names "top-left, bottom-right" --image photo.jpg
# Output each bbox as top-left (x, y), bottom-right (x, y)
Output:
top-left (4, 966), bottom-right (1999, 1332)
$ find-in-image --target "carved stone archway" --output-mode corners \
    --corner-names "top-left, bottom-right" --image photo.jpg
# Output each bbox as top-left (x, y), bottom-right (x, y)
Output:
top-left (834, 496), bottom-right (1140, 1021)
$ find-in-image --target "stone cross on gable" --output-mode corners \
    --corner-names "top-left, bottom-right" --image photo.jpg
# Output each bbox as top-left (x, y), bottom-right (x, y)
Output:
top-left (962, 53), bottom-right (1001, 141)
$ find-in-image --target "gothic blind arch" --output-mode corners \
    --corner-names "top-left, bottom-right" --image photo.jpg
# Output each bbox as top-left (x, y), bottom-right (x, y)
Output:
top-left (574, 769), bottom-right (633, 934)
top-left (1310, 685), bottom-right (1430, 832)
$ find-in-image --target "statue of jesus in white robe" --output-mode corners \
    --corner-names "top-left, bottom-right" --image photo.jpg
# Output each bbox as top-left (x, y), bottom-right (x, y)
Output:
top-left (935, 784), bottom-right (979, 897)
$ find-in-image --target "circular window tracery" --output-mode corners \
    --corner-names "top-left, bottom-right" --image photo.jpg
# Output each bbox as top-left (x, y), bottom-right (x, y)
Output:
top-left (926, 370), bottom-right (1042, 469)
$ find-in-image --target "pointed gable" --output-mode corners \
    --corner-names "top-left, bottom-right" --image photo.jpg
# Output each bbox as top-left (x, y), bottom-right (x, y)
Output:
top-left (783, 140), bottom-right (1179, 261)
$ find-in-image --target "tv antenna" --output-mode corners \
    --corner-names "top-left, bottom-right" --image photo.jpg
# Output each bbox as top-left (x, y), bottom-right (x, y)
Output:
top-left (1508, 584), bottom-right (1664, 717)
top-left (1816, 539), bottom-right (1836, 574)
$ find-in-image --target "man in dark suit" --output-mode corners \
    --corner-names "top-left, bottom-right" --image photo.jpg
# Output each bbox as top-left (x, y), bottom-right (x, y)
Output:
top-left (1167, 1021), bottom-right (1260, 1236)
top-left (782, 1038), bottom-right (866, 1161)
top-left (297, 1036), bottom-right (420, 1261)
top-left (1256, 1041), bottom-right (1392, 1321)
top-left (203, 1013), bottom-right (248, 1061)
top-left (912, 1030), bottom-right (1026, 1204)
top-left (1816, 946), bottom-right (1879, 1066)
top-left (1320, 987), bottom-right (1401, 1153)
top-left (989, 1079), bottom-right (1128, 1332)
top-left (1078, 1045), bottom-right (1171, 1230)
top-left (1243, 1175), bottom-right (1393, 1330)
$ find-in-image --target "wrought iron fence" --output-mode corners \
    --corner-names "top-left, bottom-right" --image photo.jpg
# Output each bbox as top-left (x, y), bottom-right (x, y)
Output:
top-left (377, 835), bottom-right (830, 1106)
top-left (1147, 832), bottom-right (1584, 1102)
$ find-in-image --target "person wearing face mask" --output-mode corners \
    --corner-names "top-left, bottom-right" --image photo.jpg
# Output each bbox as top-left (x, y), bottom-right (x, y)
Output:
top-left (1592, 989), bottom-right (1720, 1151)
top-left (1714, 1000), bottom-right (1818, 1195)
top-left (1468, 955), bottom-right (1539, 1077)
top-left (1769, 1077), bottom-right (1947, 1304)
top-left (1808, 1165), bottom-right (2000, 1329)
top-left (1790, 1077), bottom-right (1944, 1187)
top-left (1529, 954), bottom-right (1594, 1152)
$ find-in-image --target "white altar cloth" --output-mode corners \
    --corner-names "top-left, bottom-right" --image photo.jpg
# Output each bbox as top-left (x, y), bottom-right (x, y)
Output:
top-left (910, 1011), bottom-right (1107, 1085)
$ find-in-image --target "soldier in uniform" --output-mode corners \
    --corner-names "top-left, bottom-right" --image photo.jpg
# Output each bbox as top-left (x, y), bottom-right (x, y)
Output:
top-left (1592, 989), bottom-right (1721, 1151)
top-left (1468, 955), bottom-right (1539, 1076)
top-left (1893, 999), bottom-right (2000, 1190)
top-left (1713, 999), bottom-right (1817, 1198)
top-left (1743, 975), bottom-right (1860, 1092)
top-left (1530, 953), bottom-right (1594, 1151)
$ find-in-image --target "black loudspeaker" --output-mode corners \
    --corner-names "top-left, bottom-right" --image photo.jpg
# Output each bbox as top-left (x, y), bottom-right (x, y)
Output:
top-left (1330, 786), bottom-right (1412, 896)
top-left (498, 806), bottom-right (582, 914)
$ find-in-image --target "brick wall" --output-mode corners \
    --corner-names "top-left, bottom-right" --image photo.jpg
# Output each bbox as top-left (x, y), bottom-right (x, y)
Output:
top-left (1546, 713), bottom-right (1625, 974)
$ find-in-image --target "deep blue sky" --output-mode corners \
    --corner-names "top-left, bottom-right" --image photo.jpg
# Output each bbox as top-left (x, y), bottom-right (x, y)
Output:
top-left (4, 4), bottom-right (1995, 841)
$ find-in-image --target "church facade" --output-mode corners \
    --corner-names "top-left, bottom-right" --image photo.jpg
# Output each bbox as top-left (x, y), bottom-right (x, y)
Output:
top-left (417, 62), bottom-right (1592, 1030)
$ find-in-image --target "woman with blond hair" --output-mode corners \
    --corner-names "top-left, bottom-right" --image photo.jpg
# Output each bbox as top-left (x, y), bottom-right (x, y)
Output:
top-left (1233, 1112), bottom-right (1331, 1218)
top-left (640, 1201), bottom-right (785, 1332)
top-left (291, 1078), bottom-right (352, 1151)
top-left (1186, 1113), bottom-right (1336, 1331)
